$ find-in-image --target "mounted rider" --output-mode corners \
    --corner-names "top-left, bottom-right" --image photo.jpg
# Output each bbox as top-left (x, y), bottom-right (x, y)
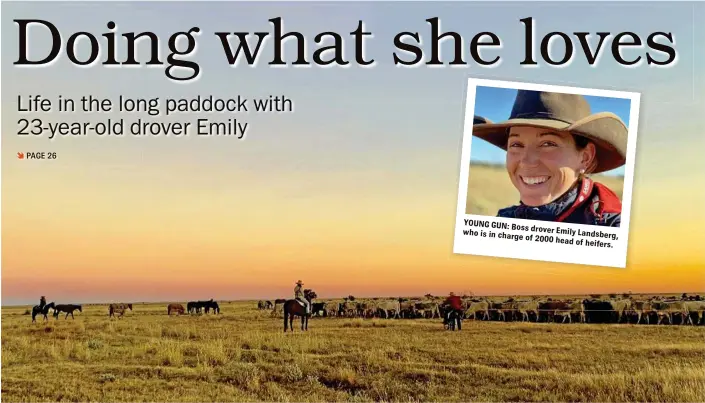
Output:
top-left (39, 296), bottom-right (46, 310)
top-left (294, 280), bottom-right (310, 315)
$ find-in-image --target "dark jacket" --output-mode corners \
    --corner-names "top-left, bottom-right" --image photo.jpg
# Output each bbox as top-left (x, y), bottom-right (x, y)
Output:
top-left (497, 177), bottom-right (621, 226)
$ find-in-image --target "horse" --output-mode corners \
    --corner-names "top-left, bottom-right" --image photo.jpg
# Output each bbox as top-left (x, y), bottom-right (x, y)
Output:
top-left (53, 304), bottom-right (82, 320)
top-left (283, 292), bottom-right (314, 332)
top-left (168, 303), bottom-right (185, 315)
top-left (202, 300), bottom-right (220, 314)
top-left (32, 302), bottom-right (55, 322)
top-left (187, 301), bottom-right (201, 314)
top-left (109, 303), bottom-right (133, 318)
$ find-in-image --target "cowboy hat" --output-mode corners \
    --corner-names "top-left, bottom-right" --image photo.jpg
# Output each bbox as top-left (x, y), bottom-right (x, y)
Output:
top-left (471, 90), bottom-right (628, 173)
top-left (296, 280), bottom-right (303, 285)
top-left (473, 115), bottom-right (492, 125)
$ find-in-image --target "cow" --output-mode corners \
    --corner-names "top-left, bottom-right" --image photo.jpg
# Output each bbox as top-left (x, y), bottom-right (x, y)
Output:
top-left (399, 300), bottom-right (418, 318)
top-left (517, 300), bottom-right (540, 322)
top-left (311, 302), bottom-right (327, 317)
top-left (657, 301), bottom-right (692, 325)
top-left (582, 299), bottom-right (613, 323)
top-left (376, 300), bottom-right (401, 319)
top-left (538, 300), bottom-right (570, 323)
top-left (609, 298), bottom-right (632, 323)
top-left (684, 301), bottom-right (705, 325)
top-left (465, 300), bottom-right (490, 321)
top-left (630, 300), bottom-right (656, 324)
top-left (553, 300), bottom-right (585, 324)
top-left (414, 301), bottom-right (440, 319)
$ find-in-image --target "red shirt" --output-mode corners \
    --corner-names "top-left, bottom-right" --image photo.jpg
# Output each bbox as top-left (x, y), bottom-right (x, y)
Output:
top-left (446, 295), bottom-right (462, 310)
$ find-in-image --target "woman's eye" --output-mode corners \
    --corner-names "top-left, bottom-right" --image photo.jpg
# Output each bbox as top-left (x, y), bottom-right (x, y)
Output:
top-left (540, 141), bottom-right (557, 147)
top-left (509, 142), bottom-right (523, 148)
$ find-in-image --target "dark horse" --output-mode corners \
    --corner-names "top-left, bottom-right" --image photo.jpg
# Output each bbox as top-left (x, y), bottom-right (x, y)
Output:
top-left (53, 304), bottom-right (82, 320)
top-left (203, 300), bottom-right (220, 314)
top-left (187, 299), bottom-right (220, 314)
top-left (187, 301), bottom-right (201, 314)
top-left (283, 290), bottom-right (313, 332)
top-left (32, 302), bottom-right (55, 322)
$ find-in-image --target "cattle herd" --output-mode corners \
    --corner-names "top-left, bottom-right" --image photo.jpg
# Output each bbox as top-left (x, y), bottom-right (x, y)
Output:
top-left (260, 293), bottom-right (705, 325)
top-left (29, 293), bottom-right (705, 326)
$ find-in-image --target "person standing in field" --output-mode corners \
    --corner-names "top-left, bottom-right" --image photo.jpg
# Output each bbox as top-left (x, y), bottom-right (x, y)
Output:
top-left (444, 292), bottom-right (463, 330)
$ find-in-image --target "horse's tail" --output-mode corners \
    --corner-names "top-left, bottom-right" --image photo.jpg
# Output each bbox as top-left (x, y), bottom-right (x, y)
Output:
top-left (283, 301), bottom-right (289, 327)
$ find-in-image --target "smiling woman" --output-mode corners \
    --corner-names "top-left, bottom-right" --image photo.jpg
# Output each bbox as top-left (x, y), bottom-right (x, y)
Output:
top-left (472, 90), bottom-right (626, 227)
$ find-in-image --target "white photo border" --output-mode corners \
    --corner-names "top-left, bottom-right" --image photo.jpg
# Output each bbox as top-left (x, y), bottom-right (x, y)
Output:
top-left (453, 78), bottom-right (641, 269)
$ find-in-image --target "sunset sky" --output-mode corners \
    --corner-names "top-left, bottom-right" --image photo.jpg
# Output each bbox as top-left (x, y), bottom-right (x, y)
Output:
top-left (2, 2), bottom-right (704, 305)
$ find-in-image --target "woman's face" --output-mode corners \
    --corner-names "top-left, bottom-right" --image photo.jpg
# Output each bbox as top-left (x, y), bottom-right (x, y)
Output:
top-left (506, 126), bottom-right (595, 206)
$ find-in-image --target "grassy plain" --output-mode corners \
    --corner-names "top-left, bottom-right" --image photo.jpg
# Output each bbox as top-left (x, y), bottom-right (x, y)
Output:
top-left (2, 299), bottom-right (704, 402)
top-left (466, 163), bottom-right (625, 216)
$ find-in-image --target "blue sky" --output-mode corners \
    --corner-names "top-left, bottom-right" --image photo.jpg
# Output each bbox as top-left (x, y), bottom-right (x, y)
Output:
top-left (470, 86), bottom-right (631, 176)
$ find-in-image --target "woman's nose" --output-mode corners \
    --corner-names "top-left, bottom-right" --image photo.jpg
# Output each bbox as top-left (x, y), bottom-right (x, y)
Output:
top-left (520, 148), bottom-right (540, 166)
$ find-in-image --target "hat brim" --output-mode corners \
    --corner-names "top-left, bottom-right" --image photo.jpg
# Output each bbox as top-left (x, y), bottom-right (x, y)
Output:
top-left (473, 115), bottom-right (493, 125)
top-left (471, 112), bottom-right (627, 173)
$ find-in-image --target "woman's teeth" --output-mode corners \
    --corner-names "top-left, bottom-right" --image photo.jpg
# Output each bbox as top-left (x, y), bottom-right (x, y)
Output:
top-left (521, 176), bottom-right (549, 185)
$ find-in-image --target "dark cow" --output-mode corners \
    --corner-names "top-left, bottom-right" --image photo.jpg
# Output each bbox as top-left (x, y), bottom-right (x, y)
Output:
top-left (311, 302), bottom-right (327, 317)
top-left (582, 299), bottom-right (614, 323)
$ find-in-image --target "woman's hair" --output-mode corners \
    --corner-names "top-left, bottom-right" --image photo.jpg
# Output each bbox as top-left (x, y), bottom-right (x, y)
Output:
top-left (573, 134), bottom-right (598, 175)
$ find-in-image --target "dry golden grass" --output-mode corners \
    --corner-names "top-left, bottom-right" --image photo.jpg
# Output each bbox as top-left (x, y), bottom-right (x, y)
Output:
top-left (2, 299), bottom-right (704, 402)
top-left (466, 163), bottom-right (625, 216)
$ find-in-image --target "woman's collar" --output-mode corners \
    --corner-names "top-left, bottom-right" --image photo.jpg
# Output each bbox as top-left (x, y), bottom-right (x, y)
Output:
top-left (515, 180), bottom-right (582, 221)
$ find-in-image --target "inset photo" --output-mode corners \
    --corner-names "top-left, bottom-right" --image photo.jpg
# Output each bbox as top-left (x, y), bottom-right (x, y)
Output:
top-left (454, 78), bottom-right (640, 268)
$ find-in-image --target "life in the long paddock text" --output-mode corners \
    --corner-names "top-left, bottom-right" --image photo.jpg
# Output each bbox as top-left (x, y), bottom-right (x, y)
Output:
top-left (461, 219), bottom-right (619, 249)
top-left (15, 94), bottom-right (295, 140)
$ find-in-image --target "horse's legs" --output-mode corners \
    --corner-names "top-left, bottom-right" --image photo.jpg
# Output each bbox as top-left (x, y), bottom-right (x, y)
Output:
top-left (71, 312), bottom-right (75, 320)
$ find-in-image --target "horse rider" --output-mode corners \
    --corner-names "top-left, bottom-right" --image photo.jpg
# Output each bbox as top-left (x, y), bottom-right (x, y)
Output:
top-left (294, 280), bottom-right (310, 315)
top-left (39, 296), bottom-right (46, 310)
top-left (444, 292), bottom-right (463, 328)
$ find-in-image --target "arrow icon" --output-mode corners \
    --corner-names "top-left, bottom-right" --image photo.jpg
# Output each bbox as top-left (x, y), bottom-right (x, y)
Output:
top-left (17, 152), bottom-right (24, 159)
